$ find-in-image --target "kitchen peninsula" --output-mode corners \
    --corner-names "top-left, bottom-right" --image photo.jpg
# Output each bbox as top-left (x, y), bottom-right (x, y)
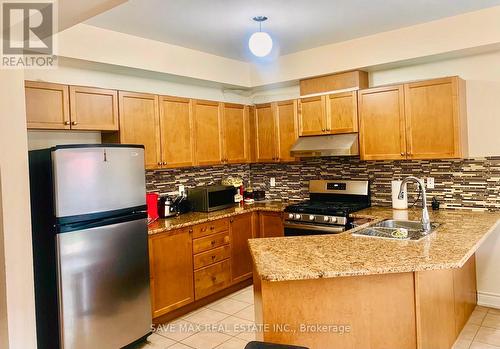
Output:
top-left (249, 207), bottom-right (500, 349)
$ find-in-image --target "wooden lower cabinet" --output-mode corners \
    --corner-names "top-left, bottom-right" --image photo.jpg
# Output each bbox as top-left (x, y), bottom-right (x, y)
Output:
top-left (259, 212), bottom-right (284, 238)
top-left (254, 254), bottom-right (477, 349)
top-left (149, 228), bottom-right (194, 318)
top-left (230, 213), bottom-right (256, 284)
top-left (194, 259), bottom-right (232, 300)
top-left (150, 211), bottom-right (281, 319)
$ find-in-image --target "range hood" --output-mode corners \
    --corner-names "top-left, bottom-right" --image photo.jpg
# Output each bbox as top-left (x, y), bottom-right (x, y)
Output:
top-left (290, 133), bottom-right (359, 158)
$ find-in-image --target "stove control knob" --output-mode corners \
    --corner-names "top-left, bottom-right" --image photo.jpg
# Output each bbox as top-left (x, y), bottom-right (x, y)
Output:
top-left (294, 214), bottom-right (302, 220)
top-left (323, 216), bottom-right (330, 222)
top-left (330, 217), bottom-right (338, 223)
top-left (288, 213), bottom-right (294, 219)
top-left (308, 215), bottom-right (315, 221)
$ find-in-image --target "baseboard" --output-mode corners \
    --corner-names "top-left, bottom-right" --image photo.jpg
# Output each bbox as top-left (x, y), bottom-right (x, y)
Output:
top-left (478, 291), bottom-right (500, 309)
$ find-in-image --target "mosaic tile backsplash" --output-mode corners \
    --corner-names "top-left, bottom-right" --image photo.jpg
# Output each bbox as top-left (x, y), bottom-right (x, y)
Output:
top-left (146, 157), bottom-right (500, 211)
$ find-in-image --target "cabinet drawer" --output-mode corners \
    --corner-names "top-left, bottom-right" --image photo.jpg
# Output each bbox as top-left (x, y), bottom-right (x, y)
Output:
top-left (194, 245), bottom-right (231, 270)
top-left (193, 231), bottom-right (230, 254)
top-left (194, 259), bottom-right (231, 300)
top-left (193, 219), bottom-right (229, 239)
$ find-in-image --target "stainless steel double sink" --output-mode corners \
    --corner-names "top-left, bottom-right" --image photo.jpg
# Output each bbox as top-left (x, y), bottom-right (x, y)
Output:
top-left (352, 219), bottom-right (440, 241)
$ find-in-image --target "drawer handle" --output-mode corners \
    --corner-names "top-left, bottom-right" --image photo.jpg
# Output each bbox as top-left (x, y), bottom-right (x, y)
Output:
top-left (211, 240), bottom-right (216, 246)
top-left (211, 255), bottom-right (216, 260)
top-left (201, 227), bottom-right (207, 232)
top-left (210, 226), bottom-right (214, 230)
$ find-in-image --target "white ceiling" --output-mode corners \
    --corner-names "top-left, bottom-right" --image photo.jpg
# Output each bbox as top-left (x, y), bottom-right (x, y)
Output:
top-left (86, 0), bottom-right (500, 61)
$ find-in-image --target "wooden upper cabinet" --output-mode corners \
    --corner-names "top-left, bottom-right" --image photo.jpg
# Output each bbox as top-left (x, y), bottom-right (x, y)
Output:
top-left (247, 106), bottom-right (257, 162)
top-left (193, 100), bottom-right (223, 166)
top-left (276, 100), bottom-right (298, 162)
top-left (255, 103), bottom-right (277, 162)
top-left (25, 81), bottom-right (70, 130)
top-left (222, 103), bottom-right (248, 164)
top-left (69, 86), bottom-right (118, 131)
top-left (326, 91), bottom-right (358, 134)
top-left (404, 77), bottom-right (467, 159)
top-left (149, 228), bottom-right (194, 318)
top-left (358, 85), bottom-right (407, 161)
top-left (298, 95), bottom-right (327, 136)
top-left (118, 91), bottom-right (161, 169)
top-left (159, 96), bottom-right (195, 168)
top-left (230, 213), bottom-right (255, 284)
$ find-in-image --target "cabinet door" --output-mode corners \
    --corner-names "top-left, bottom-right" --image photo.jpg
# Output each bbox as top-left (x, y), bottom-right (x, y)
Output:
top-left (222, 103), bottom-right (248, 164)
top-left (248, 106), bottom-right (257, 162)
top-left (405, 77), bottom-right (464, 159)
top-left (327, 91), bottom-right (358, 134)
top-left (255, 103), bottom-right (277, 162)
top-left (358, 85), bottom-right (407, 160)
top-left (159, 96), bottom-right (195, 168)
top-left (276, 100), bottom-right (298, 162)
top-left (69, 86), bottom-right (118, 131)
top-left (230, 213), bottom-right (255, 284)
top-left (149, 228), bottom-right (194, 318)
top-left (298, 96), bottom-right (327, 136)
top-left (193, 100), bottom-right (223, 166)
top-left (259, 212), bottom-right (284, 238)
top-left (25, 81), bottom-right (70, 130)
top-left (118, 91), bottom-right (161, 169)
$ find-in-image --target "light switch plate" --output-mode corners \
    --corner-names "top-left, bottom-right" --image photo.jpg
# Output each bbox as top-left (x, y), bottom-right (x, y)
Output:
top-left (426, 177), bottom-right (435, 189)
top-left (178, 184), bottom-right (185, 195)
top-left (270, 177), bottom-right (276, 187)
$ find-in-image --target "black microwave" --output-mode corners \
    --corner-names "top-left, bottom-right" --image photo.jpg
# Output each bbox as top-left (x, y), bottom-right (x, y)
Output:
top-left (187, 185), bottom-right (236, 212)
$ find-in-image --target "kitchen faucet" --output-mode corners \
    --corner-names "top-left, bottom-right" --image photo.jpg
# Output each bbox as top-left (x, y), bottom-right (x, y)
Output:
top-left (398, 176), bottom-right (432, 233)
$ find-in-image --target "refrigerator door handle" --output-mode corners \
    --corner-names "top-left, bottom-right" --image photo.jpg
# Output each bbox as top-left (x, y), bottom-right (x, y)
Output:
top-left (58, 211), bottom-right (147, 233)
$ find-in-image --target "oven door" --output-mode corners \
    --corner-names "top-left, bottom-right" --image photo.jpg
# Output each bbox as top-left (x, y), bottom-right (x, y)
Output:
top-left (284, 221), bottom-right (346, 236)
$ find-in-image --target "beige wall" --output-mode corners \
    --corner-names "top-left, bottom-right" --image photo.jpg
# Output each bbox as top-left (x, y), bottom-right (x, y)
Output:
top-left (56, 24), bottom-right (252, 87)
top-left (0, 70), bottom-right (37, 349)
top-left (249, 6), bottom-right (500, 86)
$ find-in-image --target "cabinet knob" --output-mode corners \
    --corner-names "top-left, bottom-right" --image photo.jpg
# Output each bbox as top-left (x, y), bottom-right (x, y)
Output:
top-left (211, 240), bottom-right (216, 245)
top-left (210, 226), bottom-right (214, 230)
top-left (211, 255), bottom-right (216, 260)
top-left (322, 129), bottom-right (326, 132)
top-left (400, 152), bottom-right (405, 156)
top-left (71, 121), bottom-right (78, 126)
top-left (189, 229), bottom-right (193, 234)
top-left (157, 162), bottom-right (162, 166)
top-left (230, 219), bottom-right (234, 223)
top-left (64, 121), bottom-right (70, 125)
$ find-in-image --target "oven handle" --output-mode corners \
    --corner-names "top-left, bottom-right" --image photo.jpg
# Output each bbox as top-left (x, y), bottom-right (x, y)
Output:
top-left (284, 222), bottom-right (345, 233)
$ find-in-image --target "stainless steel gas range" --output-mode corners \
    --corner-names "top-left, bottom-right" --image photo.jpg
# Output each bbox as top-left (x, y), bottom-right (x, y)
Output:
top-left (284, 180), bottom-right (370, 236)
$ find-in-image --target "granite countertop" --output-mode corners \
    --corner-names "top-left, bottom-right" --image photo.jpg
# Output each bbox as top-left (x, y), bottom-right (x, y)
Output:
top-left (148, 201), bottom-right (287, 235)
top-left (248, 207), bottom-right (500, 282)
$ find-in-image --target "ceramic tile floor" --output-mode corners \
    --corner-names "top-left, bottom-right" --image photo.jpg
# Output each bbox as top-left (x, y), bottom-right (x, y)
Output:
top-left (131, 286), bottom-right (500, 349)
top-left (453, 306), bottom-right (500, 349)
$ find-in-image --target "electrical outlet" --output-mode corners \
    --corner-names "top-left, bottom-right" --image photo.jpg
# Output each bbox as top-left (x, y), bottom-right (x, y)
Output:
top-left (426, 177), bottom-right (435, 189)
top-left (178, 184), bottom-right (185, 195)
top-left (270, 177), bottom-right (276, 187)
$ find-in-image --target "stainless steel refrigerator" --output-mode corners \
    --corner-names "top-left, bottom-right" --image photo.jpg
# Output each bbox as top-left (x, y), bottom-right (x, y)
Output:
top-left (29, 144), bottom-right (152, 349)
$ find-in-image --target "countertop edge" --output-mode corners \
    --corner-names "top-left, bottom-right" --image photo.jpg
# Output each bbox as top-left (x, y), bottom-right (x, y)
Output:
top-left (250, 208), bottom-right (500, 282)
top-left (148, 205), bottom-right (285, 235)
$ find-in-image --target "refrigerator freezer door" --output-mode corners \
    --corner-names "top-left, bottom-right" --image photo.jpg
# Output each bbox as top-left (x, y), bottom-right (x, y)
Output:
top-left (52, 146), bottom-right (146, 219)
top-left (56, 218), bottom-right (151, 349)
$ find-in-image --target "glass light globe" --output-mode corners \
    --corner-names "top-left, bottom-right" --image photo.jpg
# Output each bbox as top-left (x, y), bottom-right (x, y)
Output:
top-left (249, 31), bottom-right (273, 57)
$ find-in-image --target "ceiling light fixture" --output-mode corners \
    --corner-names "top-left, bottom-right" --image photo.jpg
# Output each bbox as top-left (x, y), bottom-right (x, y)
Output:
top-left (249, 16), bottom-right (273, 57)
